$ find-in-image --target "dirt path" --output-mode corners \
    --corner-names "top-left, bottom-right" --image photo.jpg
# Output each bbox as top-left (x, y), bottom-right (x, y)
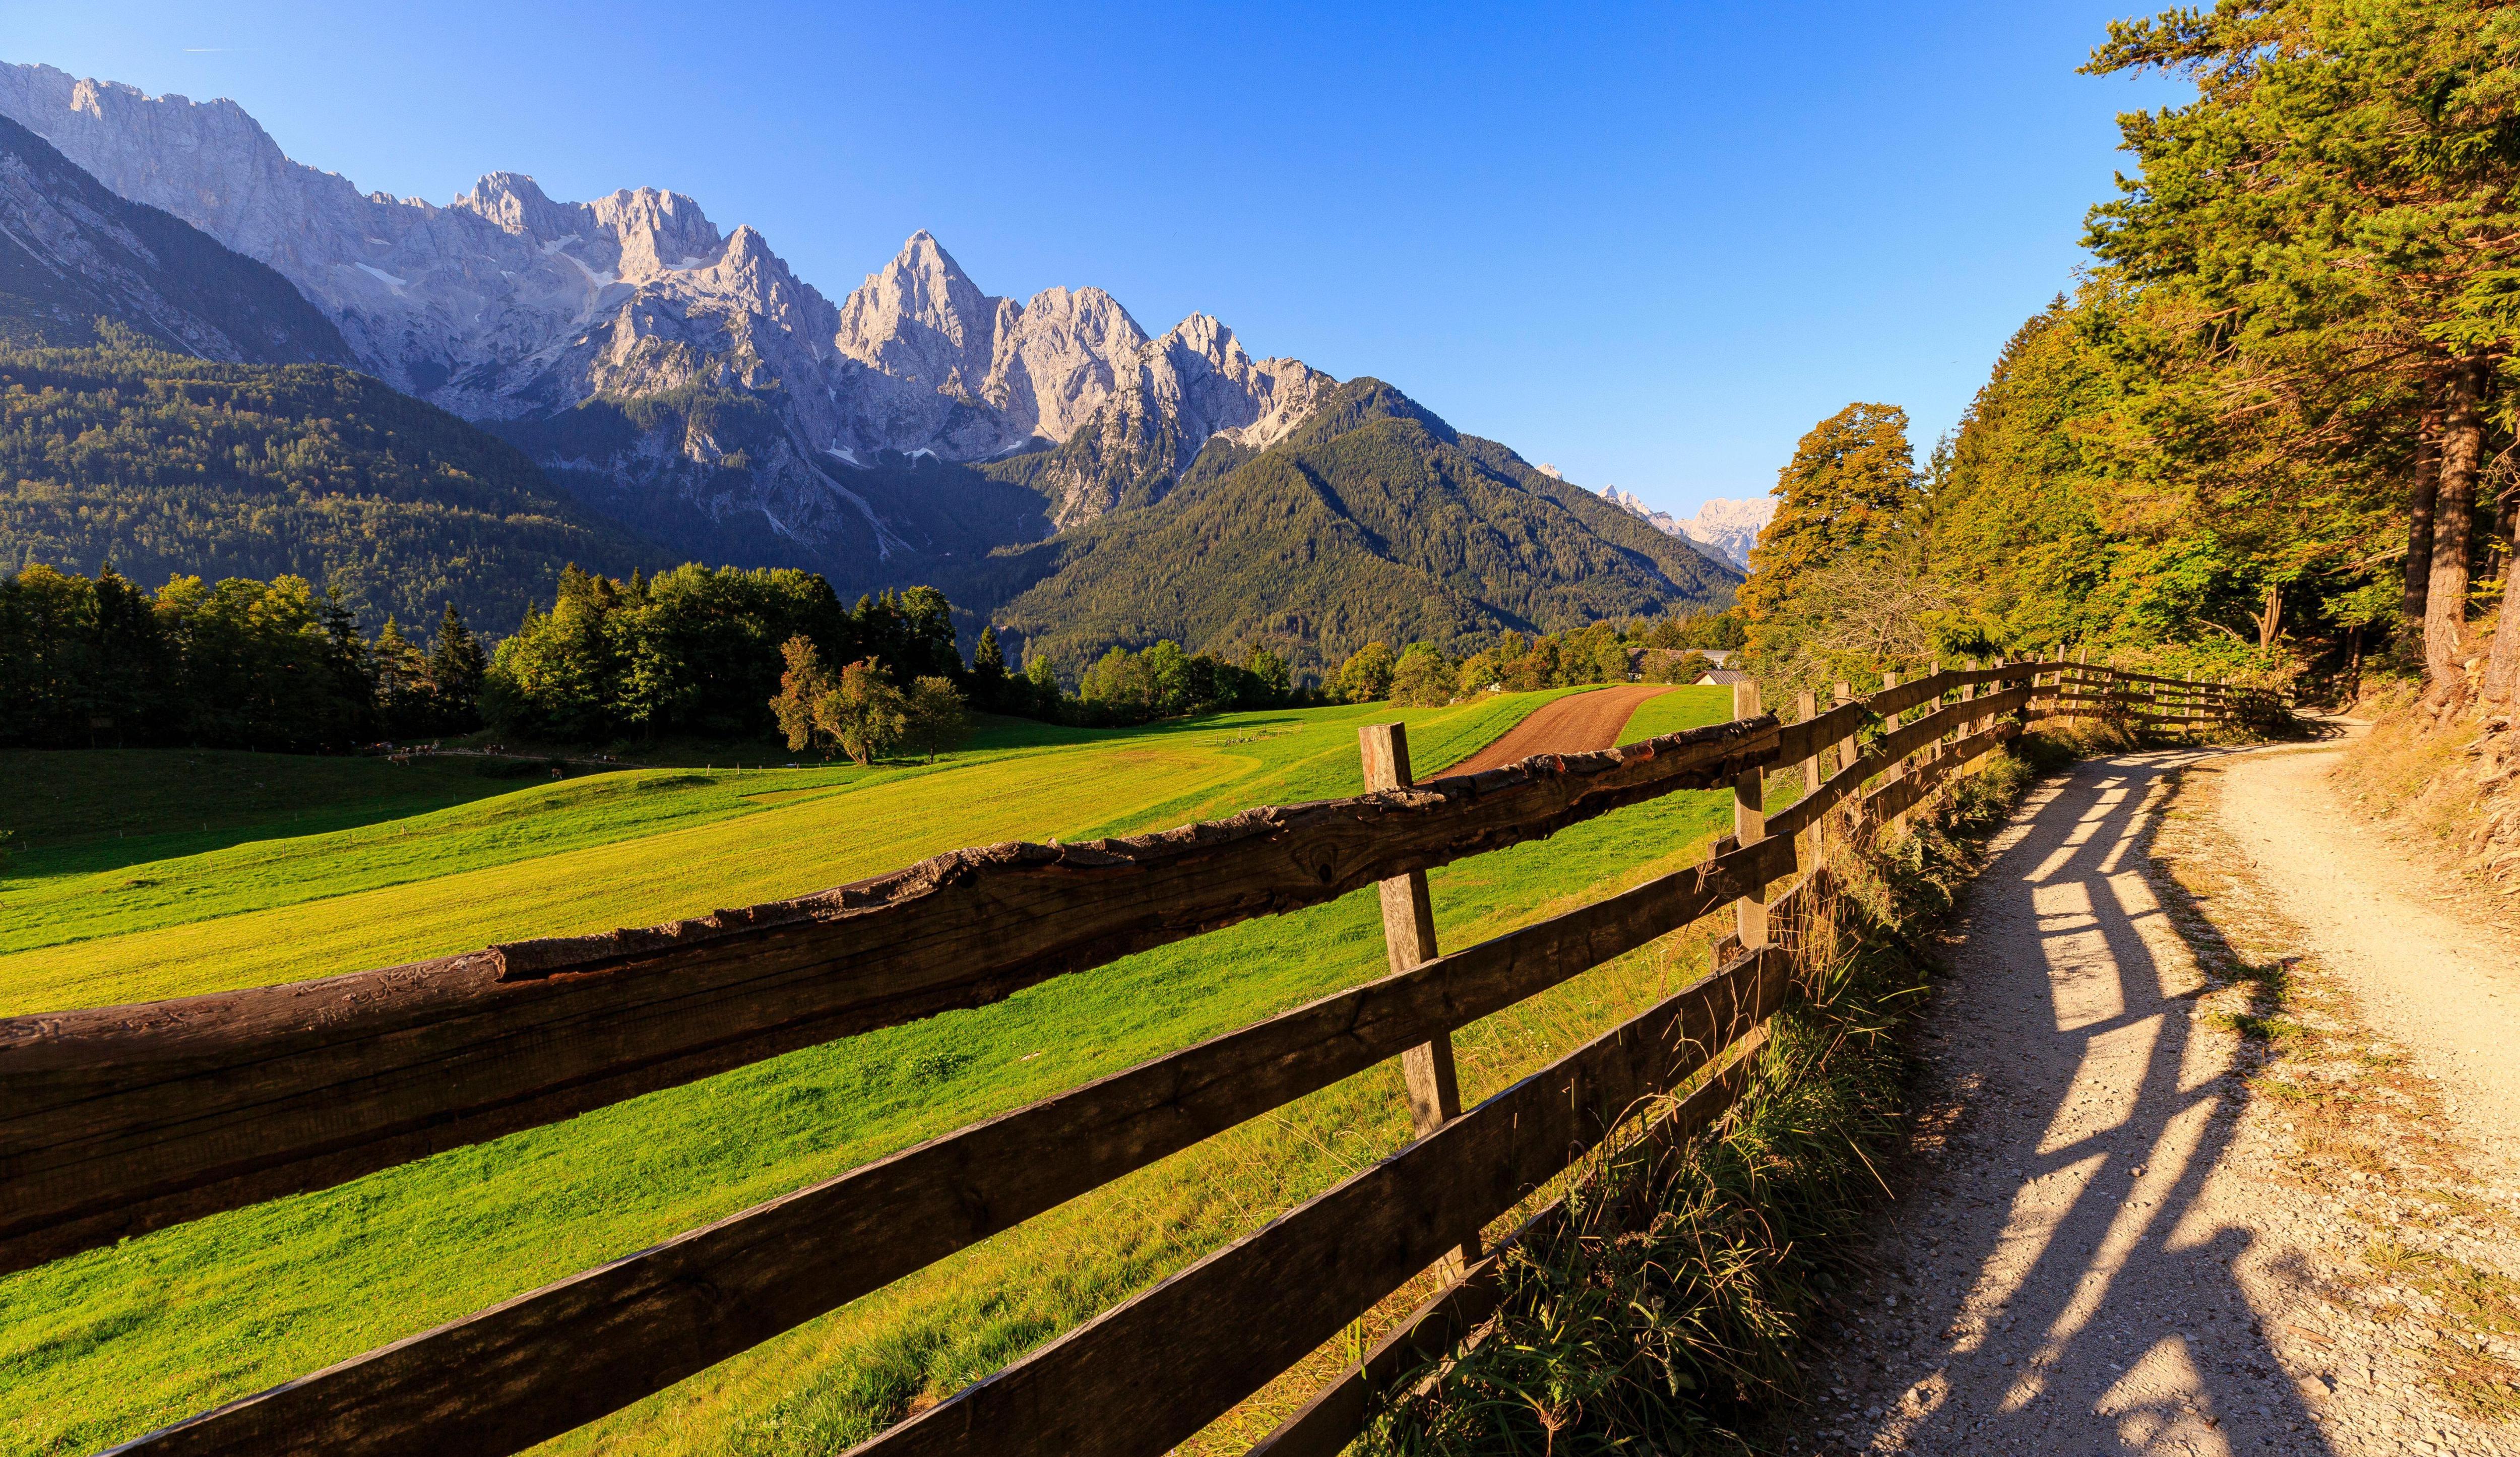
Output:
top-left (2216, 736), bottom-right (2520, 1174)
top-left (1443, 684), bottom-right (1676, 776)
top-left (1763, 739), bottom-right (2520, 1456)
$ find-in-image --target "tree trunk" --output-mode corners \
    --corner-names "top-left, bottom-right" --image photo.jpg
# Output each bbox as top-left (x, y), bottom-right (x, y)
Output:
top-left (2424, 361), bottom-right (2486, 706)
top-left (2484, 577), bottom-right (2520, 704)
top-left (2486, 479), bottom-right (2520, 704)
top-left (2404, 415), bottom-right (2440, 629)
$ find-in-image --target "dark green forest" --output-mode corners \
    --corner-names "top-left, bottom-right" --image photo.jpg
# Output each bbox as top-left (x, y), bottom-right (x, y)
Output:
top-left (0, 560), bottom-right (980, 752)
top-left (0, 562), bottom-right (483, 751)
top-left (0, 341), bottom-right (668, 631)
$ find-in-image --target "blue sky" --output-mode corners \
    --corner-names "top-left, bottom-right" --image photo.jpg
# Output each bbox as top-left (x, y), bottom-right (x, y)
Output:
top-left (6, 2), bottom-right (2184, 519)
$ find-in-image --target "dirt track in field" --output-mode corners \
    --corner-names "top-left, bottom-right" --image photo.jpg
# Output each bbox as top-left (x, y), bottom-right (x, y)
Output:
top-left (1442, 685), bottom-right (1677, 776)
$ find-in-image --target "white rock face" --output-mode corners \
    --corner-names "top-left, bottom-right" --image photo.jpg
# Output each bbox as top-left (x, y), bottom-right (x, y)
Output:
top-left (1599, 485), bottom-right (1771, 570)
top-left (1038, 312), bottom-right (1333, 527)
top-left (0, 61), bottom-right (1335, 555)
top-left (1676, 497), bottom-right (1774, 569)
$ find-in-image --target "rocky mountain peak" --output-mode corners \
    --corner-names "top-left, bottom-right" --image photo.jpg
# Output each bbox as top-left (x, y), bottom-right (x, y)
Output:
top-left (587, 187), bottom-right (722, 275)
top-left (1597, 483), bottom-right (1771, 570)
top-left (836, 229), bottom-right (1000, 389)
top-left (457, 172), bottom-right (578, 239)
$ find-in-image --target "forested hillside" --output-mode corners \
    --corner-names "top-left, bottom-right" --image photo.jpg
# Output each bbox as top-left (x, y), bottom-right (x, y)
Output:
top-left (976, 379), bottom-right (1739, 676)
top-left (0, 113), bottom-right (351, 364)
top-left (0, 341), bottom-right (668, 630)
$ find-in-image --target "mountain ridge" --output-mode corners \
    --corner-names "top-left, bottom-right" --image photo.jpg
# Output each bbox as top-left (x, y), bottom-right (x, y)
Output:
top-left (0, 59), bottom-right (1744, 673)
top-left (983, 378), bottom-right (1741, 675)
top-left (1600, 486), bottom-right (1772, 569)
top-left (0, 111), bottom-right (351, 363)
top-left (0, 62), bottom-right (1331, 585)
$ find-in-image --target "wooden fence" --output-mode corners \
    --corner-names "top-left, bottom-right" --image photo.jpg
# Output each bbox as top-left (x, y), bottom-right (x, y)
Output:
top-left (5, 658), bottom-right (2234, 1456)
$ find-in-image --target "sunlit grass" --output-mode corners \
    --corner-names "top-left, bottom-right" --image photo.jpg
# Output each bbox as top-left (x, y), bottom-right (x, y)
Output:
top-left (0, 686), bottom-right (1756, 1455)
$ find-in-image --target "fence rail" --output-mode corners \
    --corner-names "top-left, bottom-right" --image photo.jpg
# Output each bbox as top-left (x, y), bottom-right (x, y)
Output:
top-left (11, 656), bottom-right (2236, 1457)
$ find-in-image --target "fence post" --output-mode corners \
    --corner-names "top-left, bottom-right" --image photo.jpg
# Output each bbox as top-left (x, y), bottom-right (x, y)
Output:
top-left (1931, 659), bottom-right (1955, 823)
top-left (1831, 680), bottom-right (1857, 844)
top-left (1358, 724), bottom-right (1479, 1278)
top-left (1794, 689), bottom-right (1820, 868)
top-left (1732, 681), bottom-right (1767, 952)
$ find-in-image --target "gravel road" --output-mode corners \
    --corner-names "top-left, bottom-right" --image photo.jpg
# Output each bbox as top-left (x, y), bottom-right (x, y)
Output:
top-left (1761, 737), bottom-right (2520, 1456)
top-left (2216, 738), bottom-right (2520, 1175)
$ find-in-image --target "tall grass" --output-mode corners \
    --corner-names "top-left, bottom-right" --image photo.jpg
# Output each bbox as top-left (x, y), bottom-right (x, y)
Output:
top-left (1359, 745), bottom-right (2043, 1455)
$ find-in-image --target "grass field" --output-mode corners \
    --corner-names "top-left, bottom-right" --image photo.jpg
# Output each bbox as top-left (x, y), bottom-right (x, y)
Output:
top-left (1615, 683), bottom-right (1737, 744)
top-left (0, 684), bottom-right (1747, 1454)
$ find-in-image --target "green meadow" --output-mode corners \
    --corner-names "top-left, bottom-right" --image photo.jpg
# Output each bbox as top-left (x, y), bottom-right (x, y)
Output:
top-left (0, 685), bottom-right (1744, 1455)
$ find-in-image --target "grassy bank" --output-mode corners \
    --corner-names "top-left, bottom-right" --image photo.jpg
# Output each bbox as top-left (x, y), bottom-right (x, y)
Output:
top-left (2333, 678), bottom-right (2520, 895)
top-left (0, 686), bottom-right (1745, 1454)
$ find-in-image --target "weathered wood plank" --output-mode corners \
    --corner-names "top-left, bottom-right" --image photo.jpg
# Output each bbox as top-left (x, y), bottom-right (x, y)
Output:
top-left (1732, 681), bottom-right (1769, 950)
top-left (1764, 684), bottom-right (2035, 845)
top-left (1865, 721), bottom-right (2020, 825)
top-left (107, 818), bottom-right (1798, 1457)
top-left (0, 716), bottom-right (1783, 1275)
top-left (2064, 666), bottom-right (2230, 693)
top-left (850, 947), bottom-right (1793, 1457)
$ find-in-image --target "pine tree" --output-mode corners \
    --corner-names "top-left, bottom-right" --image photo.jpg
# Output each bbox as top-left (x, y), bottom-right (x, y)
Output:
top-left (2083, 0), bottom-right (2520, 703)
top-left (372, 616), bottom-right (432, 738)
top-left (971, 625), bottom-right (1009, 710)
top-left (427, 602), bottom-right (487, 733)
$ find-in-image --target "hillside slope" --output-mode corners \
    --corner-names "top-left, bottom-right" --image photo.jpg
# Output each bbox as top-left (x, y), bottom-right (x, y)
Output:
top-left (977, 380), bottom-right (1741, 674)
top-left (0, 343), bottom-right (667, 629)
top-left (0, 113), bottom-right (350, 364)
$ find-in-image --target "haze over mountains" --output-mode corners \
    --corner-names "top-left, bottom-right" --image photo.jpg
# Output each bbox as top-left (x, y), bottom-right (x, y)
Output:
top-left (1599, 488), bottom-right (1772, 569)
top-left (0, 60), bottom-right (1740, 671)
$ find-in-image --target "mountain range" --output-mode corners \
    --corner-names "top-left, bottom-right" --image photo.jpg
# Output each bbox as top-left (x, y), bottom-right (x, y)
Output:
top-left (1599, 487), bottom-right (1772, 571)
top-left (0, 60), bottom-right (1741, 673)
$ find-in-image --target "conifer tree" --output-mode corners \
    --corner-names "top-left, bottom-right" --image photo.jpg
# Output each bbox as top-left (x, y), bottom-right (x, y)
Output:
top-left (971, 625), bottom-right (1009, 711)
top-left (372, 617), bottom-right (431, 737)
top-left (2083, 0), bottom-right (2520, 702)
top-left (427, 603), bottom-right (487, 731)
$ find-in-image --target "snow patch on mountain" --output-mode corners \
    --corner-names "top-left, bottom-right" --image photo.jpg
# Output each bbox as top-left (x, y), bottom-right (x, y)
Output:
top-left (1599, 485), bottom-right (1772, 570)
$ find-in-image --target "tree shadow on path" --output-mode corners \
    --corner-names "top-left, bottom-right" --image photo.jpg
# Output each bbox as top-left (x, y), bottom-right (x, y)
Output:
top-left (1797, 746), bottom-right (2338, 1456)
